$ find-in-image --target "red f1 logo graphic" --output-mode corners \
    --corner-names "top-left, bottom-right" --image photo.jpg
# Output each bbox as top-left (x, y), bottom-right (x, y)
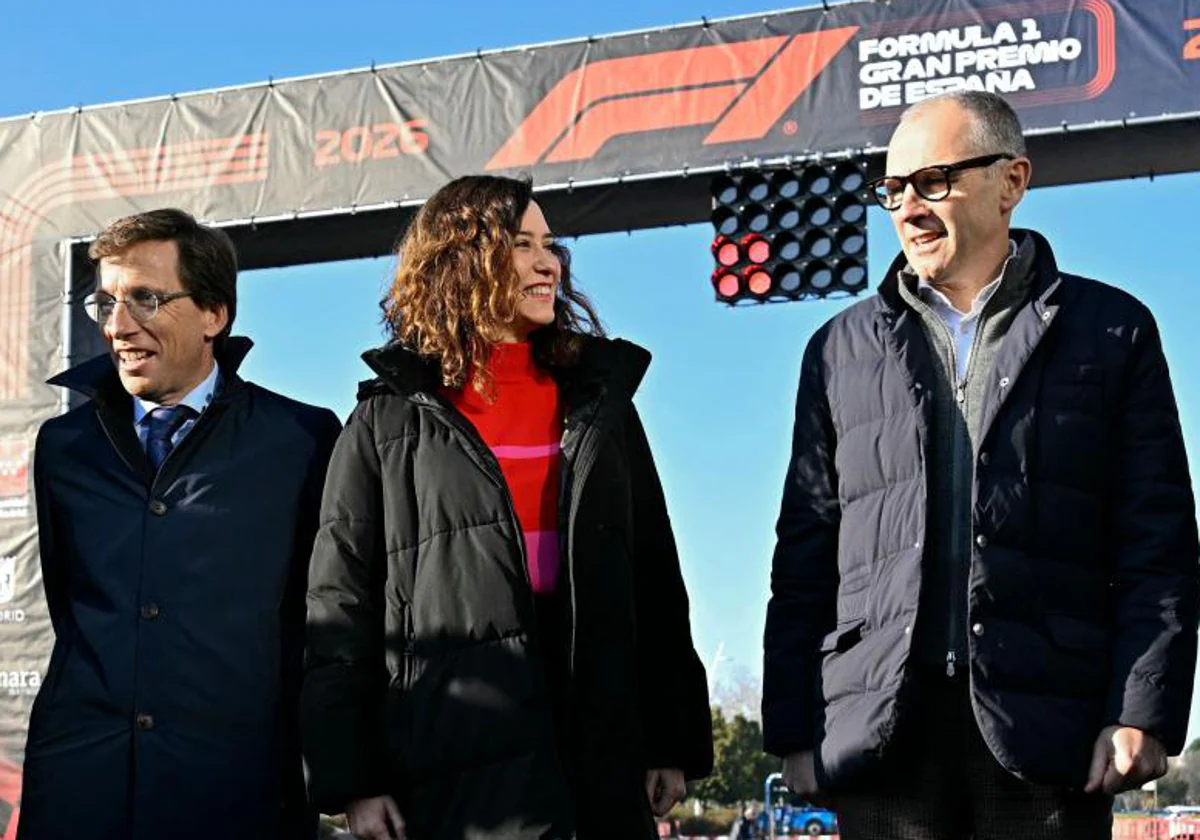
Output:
top-left (486, 27), bottom-right (859, 170)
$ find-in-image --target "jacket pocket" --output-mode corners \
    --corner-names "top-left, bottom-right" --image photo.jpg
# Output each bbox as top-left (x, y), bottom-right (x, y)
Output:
top-left (385, 602), bottom-right (416, 775)
top-left (820, 618), bottom-right (868, 704)
top-left (400, 601), bottom-right (416, 689)
top-left (820, 618), bottom-right (867, 654)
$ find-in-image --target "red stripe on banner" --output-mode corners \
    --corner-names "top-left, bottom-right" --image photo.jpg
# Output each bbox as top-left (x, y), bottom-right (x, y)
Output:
top-left (1, 137), bottom-right (269, 229)
top-left (1082, 0), bottom-right (1117, 98)
top-left (0, 136), bottom-right (267, 228)
top-left (27, 154), bottom-right (269, 218)
top-left (544, 85), bottom-right (742, 164)
top-left (0, 133), bottom-right (270, 400)
top-left (486, 37), bottom-right (786, 170)
top-left (704, 27), bottom-right (859, 145)
top-left (1014, 0), bottom-right (1116, 106)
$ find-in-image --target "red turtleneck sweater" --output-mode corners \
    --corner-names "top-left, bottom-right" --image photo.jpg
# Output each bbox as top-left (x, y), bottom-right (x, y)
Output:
top-left (440, 343), bottom-right (563, 595)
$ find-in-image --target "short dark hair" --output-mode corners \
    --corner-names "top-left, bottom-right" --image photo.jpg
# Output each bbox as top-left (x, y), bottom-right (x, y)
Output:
top-left (88, 208), bottom-right (238, 338)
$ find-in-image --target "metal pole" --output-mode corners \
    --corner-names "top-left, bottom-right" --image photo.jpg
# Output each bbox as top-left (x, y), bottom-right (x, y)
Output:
top-left (58, 240), bottom-right (74, 416)
top-left (765, 772), bottom-right (782, 840)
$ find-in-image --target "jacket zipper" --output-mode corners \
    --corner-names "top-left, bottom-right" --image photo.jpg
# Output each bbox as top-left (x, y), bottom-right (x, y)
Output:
top-left (419, 392), bottom-right (588, 774)
top-left (414, 394), bottom-right (535, 595)
top-left (925, 312), bottom-right (968, 677)
top-left (924, 304), bottom-right (979, 679)
top-left (417, 389), bottom-right (609, 678)
top-left (928, 286), bottom-right (1001, 678)
top-left (558, 395), bottom-right (604, 676)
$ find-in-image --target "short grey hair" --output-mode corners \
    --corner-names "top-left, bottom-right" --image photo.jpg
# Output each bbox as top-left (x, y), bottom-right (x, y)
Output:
top-left (900, 91), bottom-right (1027, 157)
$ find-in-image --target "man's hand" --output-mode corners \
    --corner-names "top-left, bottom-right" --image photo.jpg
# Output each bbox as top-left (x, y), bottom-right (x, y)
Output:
top-left (347, 795), bottom-right (405, 840)
top-left (1084, 725), bottom-right (1169, 795)
top-left (782, 750), bottom-right (819, 797)
top-left (646, 768), bottom-right (687, 817)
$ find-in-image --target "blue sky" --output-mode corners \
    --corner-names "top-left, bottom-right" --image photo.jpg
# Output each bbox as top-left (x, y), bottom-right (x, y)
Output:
top-left (5, 1), bottom-right (1199, 738)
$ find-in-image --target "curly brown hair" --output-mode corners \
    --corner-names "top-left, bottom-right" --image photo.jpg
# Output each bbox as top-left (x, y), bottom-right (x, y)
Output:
top-left (382, 175), bottom-right (604, 395)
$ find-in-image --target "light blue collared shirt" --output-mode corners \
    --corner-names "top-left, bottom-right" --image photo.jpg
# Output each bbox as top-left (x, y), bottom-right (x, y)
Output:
top-left (132, 362), bottom-right (221, 452)
top-left (916, 239), bottom-right (1017, 382)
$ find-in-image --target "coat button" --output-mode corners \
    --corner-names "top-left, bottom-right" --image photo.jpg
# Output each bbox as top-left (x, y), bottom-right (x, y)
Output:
top-left (148, 500), bottom-right (167, 516)
top-left (975, 534), bottom-right (989, 548)
top-left (140, 603), bottom-right (160, 620)
top-left (135, 713), bottom-right (155, 731)
top-left (972, 623), bottom-right (985, 637)
top-left (979, 452), bottom-right (991, 466)
top-left (999, 377), bottom-right (1010, 388)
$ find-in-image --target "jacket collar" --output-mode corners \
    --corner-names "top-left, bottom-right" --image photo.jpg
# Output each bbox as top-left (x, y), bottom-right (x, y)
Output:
top-left (360, 335), bottom-right (651, 406)
top-left (560, 336), bottom-right (651, 406)
top-left (48, 336), bottom-right (254, 406)
top-left (876, 228), bottom-right (1062, 318)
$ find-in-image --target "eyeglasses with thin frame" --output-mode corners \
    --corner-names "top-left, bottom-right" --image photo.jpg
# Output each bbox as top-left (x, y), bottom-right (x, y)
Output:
top-left (83, 288), bottom-right (193, 324)
top-left (868, 153), bottom-right (1016, 211)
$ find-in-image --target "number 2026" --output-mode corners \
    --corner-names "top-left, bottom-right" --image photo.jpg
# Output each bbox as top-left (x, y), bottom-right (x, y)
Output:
top-left (314, 121), bottom-right (429, 167)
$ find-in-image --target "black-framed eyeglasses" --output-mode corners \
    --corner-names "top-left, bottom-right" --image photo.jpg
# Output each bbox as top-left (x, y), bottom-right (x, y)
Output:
top-left (868, 153), bottom-right (1016, 211)
top-left (83, 288), bottom-right (193, 324)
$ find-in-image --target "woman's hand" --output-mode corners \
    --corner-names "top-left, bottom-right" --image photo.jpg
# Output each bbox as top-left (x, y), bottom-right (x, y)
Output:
top-left (347, 794), bottom-right (405, 839)
top-left (646, 768), bottom-right (687, 817)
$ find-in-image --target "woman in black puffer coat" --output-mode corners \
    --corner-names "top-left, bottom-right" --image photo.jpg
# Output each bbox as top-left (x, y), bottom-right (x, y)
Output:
top-left (301, 175), bottom-right (713, 840)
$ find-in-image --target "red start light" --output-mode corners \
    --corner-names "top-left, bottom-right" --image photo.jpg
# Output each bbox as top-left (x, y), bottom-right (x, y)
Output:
top-left (709, 165), bottom-right (868, 304)
top-left (747, 269), bottom-right (771, 296)
top-left (743, 234), bottom-right (770, 264)
top-left (715, 271), bottom-right (741, 298)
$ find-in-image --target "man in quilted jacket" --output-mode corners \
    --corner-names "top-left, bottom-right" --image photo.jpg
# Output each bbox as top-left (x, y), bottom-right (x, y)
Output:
top-left (763, 91), bottom-right (1199, 840)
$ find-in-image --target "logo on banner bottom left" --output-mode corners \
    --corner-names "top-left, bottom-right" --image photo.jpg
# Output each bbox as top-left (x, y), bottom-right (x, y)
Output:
top-left (0, 557), bottom-right (24, 624)
top-left (0, 440), bottom-right (30, 520)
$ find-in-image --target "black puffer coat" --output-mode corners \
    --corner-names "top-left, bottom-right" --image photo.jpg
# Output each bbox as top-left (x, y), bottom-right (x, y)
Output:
top-left (763, 230), bottom-right (1199, 790)
top-left (302, 337), bottom-right (712, 839)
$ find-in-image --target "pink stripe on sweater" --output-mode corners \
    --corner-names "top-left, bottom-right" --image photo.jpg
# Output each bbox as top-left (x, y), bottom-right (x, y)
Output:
top-left (491, 442), bottom-right (561, 460)
top-left (524, 530), bottom-right (561, 595)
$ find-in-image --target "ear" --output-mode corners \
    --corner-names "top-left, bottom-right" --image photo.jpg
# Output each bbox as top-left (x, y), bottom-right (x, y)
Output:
top-left (999, 156), bottom-right (1032, 214)
top-left (202, 303), bottom-right (229, 341)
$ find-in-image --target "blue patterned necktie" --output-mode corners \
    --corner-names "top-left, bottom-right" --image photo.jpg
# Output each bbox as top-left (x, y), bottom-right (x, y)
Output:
top-left (145, 405), bottom-right (197, 471)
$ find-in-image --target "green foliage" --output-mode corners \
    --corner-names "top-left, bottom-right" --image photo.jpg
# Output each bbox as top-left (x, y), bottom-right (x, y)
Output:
top-left (673, 805), bottom-right (740, 834)
top-left (690, 706), bottom-right (780, 806)
top-left (1153, 748), bottom-right (1200, 806)
top-left (1157, 771), bottom-right (1189, 805)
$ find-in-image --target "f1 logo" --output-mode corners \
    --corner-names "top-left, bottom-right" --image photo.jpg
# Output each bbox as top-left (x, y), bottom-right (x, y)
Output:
top-left (487, 27), bottom-right (859, 170)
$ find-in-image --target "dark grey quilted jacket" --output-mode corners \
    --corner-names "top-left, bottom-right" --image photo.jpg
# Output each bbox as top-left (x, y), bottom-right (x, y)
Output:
top-left (763, 230), bottom-right (1199, 791)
